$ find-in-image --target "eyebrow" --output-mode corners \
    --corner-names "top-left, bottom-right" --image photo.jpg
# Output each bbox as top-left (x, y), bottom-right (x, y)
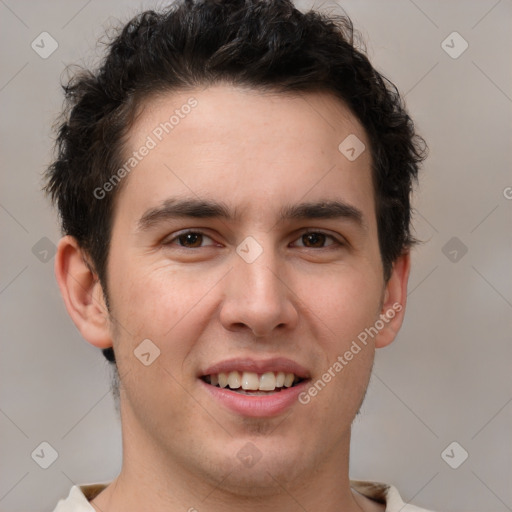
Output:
top-left (137, 198), bottom-right (366, 232)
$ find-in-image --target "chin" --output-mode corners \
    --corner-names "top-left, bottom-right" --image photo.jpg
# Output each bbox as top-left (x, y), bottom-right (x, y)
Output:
top-left (211, 460), bottom-right (305, 498)
top-left (198, 437), bottom-right (312, 495)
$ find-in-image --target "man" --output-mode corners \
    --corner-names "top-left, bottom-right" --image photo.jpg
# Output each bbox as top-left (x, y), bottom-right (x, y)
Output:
top-left (46, 0), bottom-right (431, 510)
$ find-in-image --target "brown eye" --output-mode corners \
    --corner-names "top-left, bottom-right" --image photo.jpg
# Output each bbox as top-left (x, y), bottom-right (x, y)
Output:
top-left (293, 231), bottom-right (339, 248)
top-left (177, 232), bottom-right (204, 248)
top-left (164, 230), bottom-right (216, 248)
top-left (301, 232), bottom-right (327, 248)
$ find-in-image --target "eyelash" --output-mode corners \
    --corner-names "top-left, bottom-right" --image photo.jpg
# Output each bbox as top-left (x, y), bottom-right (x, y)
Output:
top-left (163, 229), bottom-right (344, 249)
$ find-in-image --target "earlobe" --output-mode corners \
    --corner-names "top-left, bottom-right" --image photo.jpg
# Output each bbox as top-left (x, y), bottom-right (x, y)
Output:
top-left (54, 235), bottom-right (113, 350)
top-left (374, 252), bottom-right (411, 349)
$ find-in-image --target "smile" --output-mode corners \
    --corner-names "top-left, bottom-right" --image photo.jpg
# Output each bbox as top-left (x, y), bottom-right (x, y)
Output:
top-left (202, 371), bottom-right (303, 394)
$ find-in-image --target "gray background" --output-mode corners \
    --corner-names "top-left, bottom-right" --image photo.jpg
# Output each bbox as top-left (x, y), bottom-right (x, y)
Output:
top-left (1, 0), bottom-right (511, 510)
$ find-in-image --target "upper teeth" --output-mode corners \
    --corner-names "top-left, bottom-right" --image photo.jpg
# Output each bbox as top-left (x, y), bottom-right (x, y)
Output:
top-left (208, 371), bottom-right (298, 391)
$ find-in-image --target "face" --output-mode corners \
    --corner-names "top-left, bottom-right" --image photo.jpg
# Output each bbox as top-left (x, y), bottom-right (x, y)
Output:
top-left (95, 85), bottom-right (404, 492)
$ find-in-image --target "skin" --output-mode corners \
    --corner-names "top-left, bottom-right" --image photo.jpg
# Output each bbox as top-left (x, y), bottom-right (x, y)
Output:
top-left (55, 84), bottom-right (410, 512)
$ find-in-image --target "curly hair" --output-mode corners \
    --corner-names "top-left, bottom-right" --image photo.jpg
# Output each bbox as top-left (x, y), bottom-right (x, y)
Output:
top-left (45, 0), bottom-right (427, 365)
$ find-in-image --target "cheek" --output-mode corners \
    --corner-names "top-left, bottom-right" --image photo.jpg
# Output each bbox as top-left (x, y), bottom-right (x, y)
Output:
top-left (294, 263), bottom-right (383, 345)
top-left (108, 264), bottom-right (213, 419)
top-left (108, 261), bottom-right (221, 358)
top-left (296, 269), bottom-right (379, 425)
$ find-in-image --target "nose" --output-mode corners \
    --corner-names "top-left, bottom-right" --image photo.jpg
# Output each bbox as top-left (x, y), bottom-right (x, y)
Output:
top-left (219, 244), bottom-right (299, 338)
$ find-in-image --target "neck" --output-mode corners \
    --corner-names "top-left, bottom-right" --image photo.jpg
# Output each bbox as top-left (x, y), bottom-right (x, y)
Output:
top-left (91, 405), bottom-right (372, 512)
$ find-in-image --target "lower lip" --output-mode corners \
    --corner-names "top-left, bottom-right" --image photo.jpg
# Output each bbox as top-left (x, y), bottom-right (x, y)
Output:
top-left (200, 379), bottom-right (309, 418)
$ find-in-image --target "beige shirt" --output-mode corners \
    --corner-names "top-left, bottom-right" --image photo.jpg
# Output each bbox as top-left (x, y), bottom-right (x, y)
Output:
top-left (53, 480), bottom-right (435, 511)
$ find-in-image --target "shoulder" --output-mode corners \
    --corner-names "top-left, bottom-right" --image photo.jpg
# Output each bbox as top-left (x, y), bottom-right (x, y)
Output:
top-left (52, 483), bottom-right (108, 512)
top-left (350, 480), bottom-right (437, 512)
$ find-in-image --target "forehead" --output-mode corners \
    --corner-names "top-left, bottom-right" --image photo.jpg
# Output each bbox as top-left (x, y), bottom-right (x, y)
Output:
top-left (130, 84), bottom-right (366, 152)
top-left (114, 84), bottom-right (374, 227)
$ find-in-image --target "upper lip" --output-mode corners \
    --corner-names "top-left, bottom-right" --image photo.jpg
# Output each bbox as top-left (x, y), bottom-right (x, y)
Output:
top-left (200, 357), bottom-right (310, 379)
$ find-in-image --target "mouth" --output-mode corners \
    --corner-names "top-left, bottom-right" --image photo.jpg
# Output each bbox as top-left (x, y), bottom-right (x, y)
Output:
top-left (199, 358), bottom-right (310, 416)
top-left (201, 371), bottom-right (305, 395)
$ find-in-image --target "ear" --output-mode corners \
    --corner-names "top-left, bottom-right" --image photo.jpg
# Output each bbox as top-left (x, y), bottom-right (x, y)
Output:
top-left (374, 252), bottom-right (411, 349)
top-left (54, 235), bottom-right (113, 350)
